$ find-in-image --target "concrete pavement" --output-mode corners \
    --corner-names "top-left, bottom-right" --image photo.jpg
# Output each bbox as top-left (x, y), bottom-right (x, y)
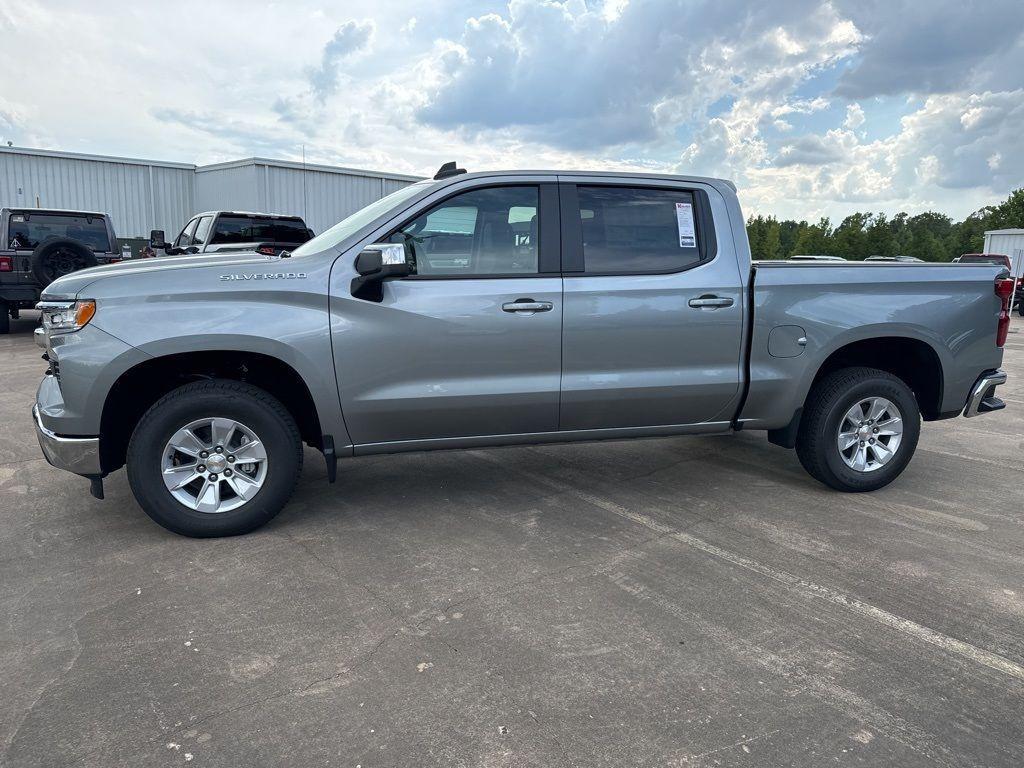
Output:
top-left (2, 313), bottom-right (1023, 767)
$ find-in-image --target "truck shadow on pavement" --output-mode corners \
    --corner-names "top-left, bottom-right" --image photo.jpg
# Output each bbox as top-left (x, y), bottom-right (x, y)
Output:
top-left (271, 432), bottom-right (822, 534)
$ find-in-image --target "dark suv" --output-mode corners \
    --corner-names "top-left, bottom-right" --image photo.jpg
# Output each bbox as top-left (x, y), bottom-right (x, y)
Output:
top-left (0, 208), bottom-right (122, 333)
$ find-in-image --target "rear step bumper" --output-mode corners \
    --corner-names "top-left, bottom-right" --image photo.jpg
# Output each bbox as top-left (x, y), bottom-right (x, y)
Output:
top-left (963, 369), bottom-right (1007, 418)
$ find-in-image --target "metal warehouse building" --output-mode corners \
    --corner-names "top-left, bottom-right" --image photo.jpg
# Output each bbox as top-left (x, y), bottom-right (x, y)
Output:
top-left (0, 146), bottom-right (421, 240)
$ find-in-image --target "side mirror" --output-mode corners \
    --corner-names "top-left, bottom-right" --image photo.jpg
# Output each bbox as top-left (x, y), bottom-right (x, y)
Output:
top-left (149, 229), bottom-right (168, 250)
top-left (351, 244), bottom-right (411, 301)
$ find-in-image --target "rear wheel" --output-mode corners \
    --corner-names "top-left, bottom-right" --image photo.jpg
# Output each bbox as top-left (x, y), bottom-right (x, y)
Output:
top-left (0, 299), bottom-right (9, 335)
top-left (795, 367), bottom-right (920, 492)
top-left (126, 380), bottom-right (302, 537)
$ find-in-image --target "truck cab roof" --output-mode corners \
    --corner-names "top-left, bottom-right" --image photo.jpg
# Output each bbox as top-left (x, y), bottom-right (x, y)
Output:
top-left (427, 169), bottom-right (736, 189)
top-left (195, 211), bottom-right (306, 220)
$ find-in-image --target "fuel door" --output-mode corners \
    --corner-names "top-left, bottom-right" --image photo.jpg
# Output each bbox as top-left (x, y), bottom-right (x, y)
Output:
top-left (768, 325), bottom-right (808, 358)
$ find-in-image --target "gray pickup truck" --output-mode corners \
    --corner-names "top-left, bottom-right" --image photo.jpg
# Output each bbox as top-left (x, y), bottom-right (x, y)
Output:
top-left (32, 166), bottom-right (1012, 537)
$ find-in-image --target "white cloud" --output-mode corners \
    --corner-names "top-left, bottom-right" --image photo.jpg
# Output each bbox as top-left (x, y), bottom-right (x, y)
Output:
top-left (0, 0), bottom-right (1020, 224)
top-left (308, 20), bottom-right (375, 101)
top-left (844, 103), bottom-right (865, 130)
top-left (834, 0), bottom-right (1024, 97)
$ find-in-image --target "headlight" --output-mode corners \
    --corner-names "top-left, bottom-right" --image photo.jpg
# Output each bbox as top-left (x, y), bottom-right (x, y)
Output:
top-left (37, 300), bottom-right (97, 334)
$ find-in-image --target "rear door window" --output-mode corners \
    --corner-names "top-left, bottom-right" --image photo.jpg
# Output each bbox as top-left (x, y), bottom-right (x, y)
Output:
top-left (575, 186), bottom-right (703, 274)
top-left (209, 216), bottom-right (312, 245)
top-left (7, 213), bottom-right (110, 252)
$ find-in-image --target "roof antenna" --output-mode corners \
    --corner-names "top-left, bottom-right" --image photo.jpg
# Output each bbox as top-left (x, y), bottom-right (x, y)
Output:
top-left (434, 161), bottom-right (467, 180)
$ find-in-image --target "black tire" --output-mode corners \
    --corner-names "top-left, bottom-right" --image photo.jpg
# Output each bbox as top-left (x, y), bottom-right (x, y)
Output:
top-left (1017, 300), bottom-right (1024, 317)
top-left (0, 299), bottom-right (9, 335)
top-left (30, 238), bottom-right (98, 286)
top-left (126, 380), bottom-right (303, 537)
top-left (795, 367), bottom-right (920, 492)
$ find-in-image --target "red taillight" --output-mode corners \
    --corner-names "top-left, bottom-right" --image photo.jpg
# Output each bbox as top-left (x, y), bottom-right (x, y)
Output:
top-left (0, 256), bottom-right (12, 272)
top-left (996, 277), bottom-right (1013, 347)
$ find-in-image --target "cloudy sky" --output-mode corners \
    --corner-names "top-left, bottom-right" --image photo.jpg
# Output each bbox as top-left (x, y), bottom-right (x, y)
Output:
top-left (1, 0), bottom-right (1022, 222)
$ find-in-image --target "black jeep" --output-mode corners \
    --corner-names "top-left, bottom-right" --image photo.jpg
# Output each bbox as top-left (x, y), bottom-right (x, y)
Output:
top-left (0, 208), bottom-right (123, 333)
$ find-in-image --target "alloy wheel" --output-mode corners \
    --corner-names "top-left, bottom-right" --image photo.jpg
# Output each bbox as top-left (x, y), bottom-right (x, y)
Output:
top-left (161, 417), bottom-right (268, 513)
top-left (836, 397), bottom-right (904, 473)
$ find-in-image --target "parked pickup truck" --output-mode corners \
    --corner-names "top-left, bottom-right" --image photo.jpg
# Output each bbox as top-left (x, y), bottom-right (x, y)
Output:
top-left (33, 166), bottom-right (1011, 537)
top-left (151, 211), bottom-right (314, 258)
top-left (0, 207), bottom-right (123, 334)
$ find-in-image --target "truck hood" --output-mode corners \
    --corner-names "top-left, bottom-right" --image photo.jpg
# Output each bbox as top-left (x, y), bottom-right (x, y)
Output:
top-left (41, 252), bottom-right (284, 298)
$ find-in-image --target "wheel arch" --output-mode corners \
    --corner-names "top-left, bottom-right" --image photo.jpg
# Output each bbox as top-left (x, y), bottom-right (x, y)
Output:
top-left (768, 333), bottom-right (945, 448)
top-left (100, 349), bottom-right (327, 473)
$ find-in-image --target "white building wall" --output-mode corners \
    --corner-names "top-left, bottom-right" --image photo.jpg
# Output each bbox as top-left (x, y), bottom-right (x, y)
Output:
top-left (194, 164), bottom-right (260, 215)
top-left (1, 147), bottom-right (421, 241)
top-left (983, 230), bottom-right (1024, 278)
top-left (149, 165), bottom-right (196, 236)
top-left (263, 165), bottom-right (404, 235)
top-left (0, 147), bottom-right (195, 238)
top-left (196, 159), bottom-right (419, 236)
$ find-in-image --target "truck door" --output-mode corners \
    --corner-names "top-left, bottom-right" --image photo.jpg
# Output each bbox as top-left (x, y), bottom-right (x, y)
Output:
top-left (558, 180), bottom-right (745, 430)
top-left (334, 183), bottom-right (563, 447)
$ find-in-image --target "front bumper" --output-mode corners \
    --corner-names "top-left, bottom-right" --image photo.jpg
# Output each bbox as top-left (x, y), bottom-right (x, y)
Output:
top-left (963, 369), bottom-right (1007, 418)
top-left (33, 404), bottom-right (101, 476)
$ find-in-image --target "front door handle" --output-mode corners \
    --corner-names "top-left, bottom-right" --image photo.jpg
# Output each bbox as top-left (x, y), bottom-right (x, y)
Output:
top-left (688, 295), bottom-right (734, 309)
top-left (502, 299), bottom-right (553, 313)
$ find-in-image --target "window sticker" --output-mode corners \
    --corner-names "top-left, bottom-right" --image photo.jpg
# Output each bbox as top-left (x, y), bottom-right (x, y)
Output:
top-left (675, 202), bottom-right (696, 248)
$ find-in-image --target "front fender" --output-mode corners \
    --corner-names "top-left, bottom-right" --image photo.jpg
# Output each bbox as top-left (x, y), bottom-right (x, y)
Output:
top-left (86, 259), bottom-right (350, 447)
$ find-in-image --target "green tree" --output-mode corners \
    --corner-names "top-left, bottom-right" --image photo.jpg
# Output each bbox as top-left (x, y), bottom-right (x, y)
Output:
top-left (865, 214), bottom-right (896, 257)
top-left (793, 217), bottom-right (833, 256)
top-left (778, 219), bottom-right (802, 259)
top-left (746, 215), bottom-right (766, 258)
top-left (762, 218), bottom-right (781, 260)
top-left (832, 212), bottom-right (871, 259)
top-left (743, 188), bottom-right (1024, 263)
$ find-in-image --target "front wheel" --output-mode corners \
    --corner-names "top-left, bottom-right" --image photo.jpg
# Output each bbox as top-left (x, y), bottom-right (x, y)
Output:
top-left (795, 367), bottom-right (920, 492)
top-left (126, 380), bottom-right (303, 537)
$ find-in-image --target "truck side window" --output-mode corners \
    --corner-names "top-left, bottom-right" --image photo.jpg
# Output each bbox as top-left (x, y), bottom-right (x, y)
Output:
top-left (192, 216), bottom-right (214, 246)
top-left (577, 186), bottom-right (702, 274)
top-left (175, 218), bottom-right (200, 248)
top-left (391, 186), bottom-right (539, 276)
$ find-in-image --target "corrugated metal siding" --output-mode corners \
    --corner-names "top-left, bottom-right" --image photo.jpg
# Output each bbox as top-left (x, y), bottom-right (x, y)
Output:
top-left (0, 150), bottom-right (194, 238)
top-left (150, 166), bottom-right (195, 236)
top-left (381, 177), bottom-right (413, 196)
top-left (194, 165), bottom-right (259, 214)
top-left (260, 164), bottom-right (413, 235)
top-left (984, 231), bottom-right (1024, 276)
top-left (2, 149), bottom-right (419, 240)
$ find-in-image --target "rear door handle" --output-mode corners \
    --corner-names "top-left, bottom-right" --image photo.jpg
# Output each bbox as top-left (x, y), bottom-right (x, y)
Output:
top-left (688, 295), bottom-right (734, 309)
top-left (502, 299), bottom-right (553, 313)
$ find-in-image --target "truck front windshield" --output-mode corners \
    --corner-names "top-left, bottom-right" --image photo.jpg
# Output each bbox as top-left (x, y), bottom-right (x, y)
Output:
top-left (290, 181), bottom-right (432, 257)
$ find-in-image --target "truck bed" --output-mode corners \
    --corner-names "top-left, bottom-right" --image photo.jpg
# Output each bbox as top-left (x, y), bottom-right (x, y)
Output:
top-left (740, 261), bottom-right (1007, 431)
